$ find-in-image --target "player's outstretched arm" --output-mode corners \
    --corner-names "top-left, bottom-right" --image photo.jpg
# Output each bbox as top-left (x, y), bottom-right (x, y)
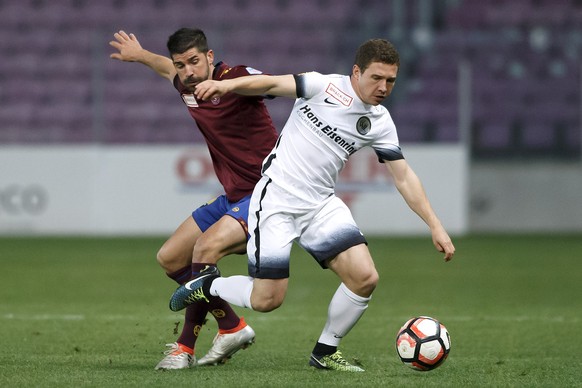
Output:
top-left (384, 159), bottom-right (455, 261)
top-left (194, 74), bottom-right (298, 101)
top-left (109, 30), bottom-right (176, 82)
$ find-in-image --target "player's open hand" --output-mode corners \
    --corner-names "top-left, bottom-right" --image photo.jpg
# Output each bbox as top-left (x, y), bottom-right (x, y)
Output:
top-left (195, 80), bottom-right (229, 101)
top-left (109, 30), bottom-right (143, 62)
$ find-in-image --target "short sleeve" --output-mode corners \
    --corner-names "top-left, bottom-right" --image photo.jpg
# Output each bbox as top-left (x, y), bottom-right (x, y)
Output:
top-left (294, 72), bottom-right (326, 99)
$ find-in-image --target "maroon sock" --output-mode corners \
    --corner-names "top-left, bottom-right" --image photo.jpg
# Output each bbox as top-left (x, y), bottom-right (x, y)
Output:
top-left (177, 302), bottom-right (209, 350)
top-left (167, 265), bottom-right (204, 349)
top-left (191, 262), bottom-right (210, 277)
top-left (207, 296), bottom-right (241, 331)
top-left (167, 265), bottom-right (191, 285)
top-left (192, 263), bottom-right (241, 331)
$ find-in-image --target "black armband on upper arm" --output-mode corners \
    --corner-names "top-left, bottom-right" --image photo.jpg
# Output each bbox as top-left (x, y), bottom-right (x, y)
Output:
top-left (294, 74), bottom-right (305, 98)
top-left (375, 146), bottom-right (404, 162)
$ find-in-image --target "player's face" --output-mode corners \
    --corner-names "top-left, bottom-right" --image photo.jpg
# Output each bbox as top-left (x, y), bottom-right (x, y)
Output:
top-left (172, 47), bottom-right (214, 92)
top-left (352, 62), bottom-right (398, 106)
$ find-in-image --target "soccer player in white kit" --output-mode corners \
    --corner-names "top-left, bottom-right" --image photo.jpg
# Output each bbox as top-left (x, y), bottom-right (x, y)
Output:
top-left (170, 39), bottom-right (456, 372)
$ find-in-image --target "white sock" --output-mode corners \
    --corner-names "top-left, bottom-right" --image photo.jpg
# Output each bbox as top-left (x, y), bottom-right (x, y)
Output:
top-left (318, 282), bottom-right (371, 347)
top-left (210, 275), bottom-right (254, 310)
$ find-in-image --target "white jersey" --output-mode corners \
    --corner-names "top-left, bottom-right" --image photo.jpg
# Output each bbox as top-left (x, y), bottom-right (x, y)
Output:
top-left (262, 72), bottom-right (404, 204)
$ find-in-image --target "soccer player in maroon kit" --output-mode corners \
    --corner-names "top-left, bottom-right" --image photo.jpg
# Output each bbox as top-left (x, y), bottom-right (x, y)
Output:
top-left (110, 28), bottom-right (279, 369)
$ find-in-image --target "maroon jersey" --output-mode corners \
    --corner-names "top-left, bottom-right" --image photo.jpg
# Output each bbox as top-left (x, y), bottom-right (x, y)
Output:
top-left (174, 62), bottom-right (279, 202)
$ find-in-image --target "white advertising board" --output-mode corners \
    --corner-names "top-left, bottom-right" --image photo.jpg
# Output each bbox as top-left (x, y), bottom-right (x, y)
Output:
top-left (0, 145), bottom-right (467, 236)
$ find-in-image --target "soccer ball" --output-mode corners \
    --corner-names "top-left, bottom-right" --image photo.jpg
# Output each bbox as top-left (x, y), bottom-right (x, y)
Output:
top-left (395, 316), bottom-right (451, 371)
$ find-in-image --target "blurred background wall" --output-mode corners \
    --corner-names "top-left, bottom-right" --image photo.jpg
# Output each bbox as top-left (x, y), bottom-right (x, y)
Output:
top-left (1, 0), bottom-right (581, 234)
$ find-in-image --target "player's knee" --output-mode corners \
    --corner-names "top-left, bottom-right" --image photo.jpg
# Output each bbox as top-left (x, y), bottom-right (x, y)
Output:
top-left (354, 268), bottom-right (379, 297)
top-left (364, 269), bottom-right (379, 294)
top-left (250, 287), bottom-right (286, 312)
top-left (156, 244), bottom-right (187, 273)
top-left (250, 295), bottom-right (284, 312)
top-left (156, 246), bottom-right (172, 270)
top-left (156, 246), bottom-right (167, 266)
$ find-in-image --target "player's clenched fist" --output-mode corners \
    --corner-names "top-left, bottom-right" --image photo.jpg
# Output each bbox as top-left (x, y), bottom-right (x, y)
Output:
top-left (195, 80), bottom-right (230, 101)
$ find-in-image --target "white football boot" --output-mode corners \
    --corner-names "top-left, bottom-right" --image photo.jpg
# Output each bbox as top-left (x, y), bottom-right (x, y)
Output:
top-left (197, 323), bottom-right (255, 366)
top-left (154, 342), bottom-right (195, 370)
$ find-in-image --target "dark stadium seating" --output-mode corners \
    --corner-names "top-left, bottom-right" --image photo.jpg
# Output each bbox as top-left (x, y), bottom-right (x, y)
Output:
top-left (0, 0), bottom-right (580, 158)
top-left (410, 0), bottom-right (581, 157)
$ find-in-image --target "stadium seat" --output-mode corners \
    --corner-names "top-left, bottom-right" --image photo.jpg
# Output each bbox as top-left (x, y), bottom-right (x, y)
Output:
top-left (0, 0), bottom-right (579, 153)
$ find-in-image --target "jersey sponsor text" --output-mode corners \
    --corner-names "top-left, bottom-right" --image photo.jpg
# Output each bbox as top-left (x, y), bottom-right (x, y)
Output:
top-left (298, 105), bottom-right (356, 155)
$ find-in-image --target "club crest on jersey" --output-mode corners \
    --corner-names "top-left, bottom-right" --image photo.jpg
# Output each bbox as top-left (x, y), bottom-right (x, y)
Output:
top-left (211, 97), bottom-right (220, 105)
top-left (356, 116), bottom-right (371, 135)
top-left (182, 94), bottom-right (198, 107)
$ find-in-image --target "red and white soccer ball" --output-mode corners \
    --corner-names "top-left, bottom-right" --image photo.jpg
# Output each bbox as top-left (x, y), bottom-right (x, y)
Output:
top-left (395, 316), bottom-right (451, 371)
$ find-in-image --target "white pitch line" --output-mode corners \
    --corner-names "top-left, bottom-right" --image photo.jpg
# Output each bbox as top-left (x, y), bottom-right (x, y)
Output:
top-left (2, 313), bottom-right (85, 321)
top-left (1, 313), bottom-right (579, 324)
top-left (0, 313), bottom-right (192, 321)
top-left (0, 313), bottom-right (188, 321)
top-left (250, 314), bottom-right (581, 324)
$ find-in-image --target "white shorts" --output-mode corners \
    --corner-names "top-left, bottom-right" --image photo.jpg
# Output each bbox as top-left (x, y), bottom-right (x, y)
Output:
top-left (247, 176), bottom-right (367, 279)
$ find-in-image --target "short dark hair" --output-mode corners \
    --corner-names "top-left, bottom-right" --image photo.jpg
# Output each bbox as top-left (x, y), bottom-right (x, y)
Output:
top-left (354, 39), bottom-right (400, 73)
top-left (167, 28), bottom-right (209, 56)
